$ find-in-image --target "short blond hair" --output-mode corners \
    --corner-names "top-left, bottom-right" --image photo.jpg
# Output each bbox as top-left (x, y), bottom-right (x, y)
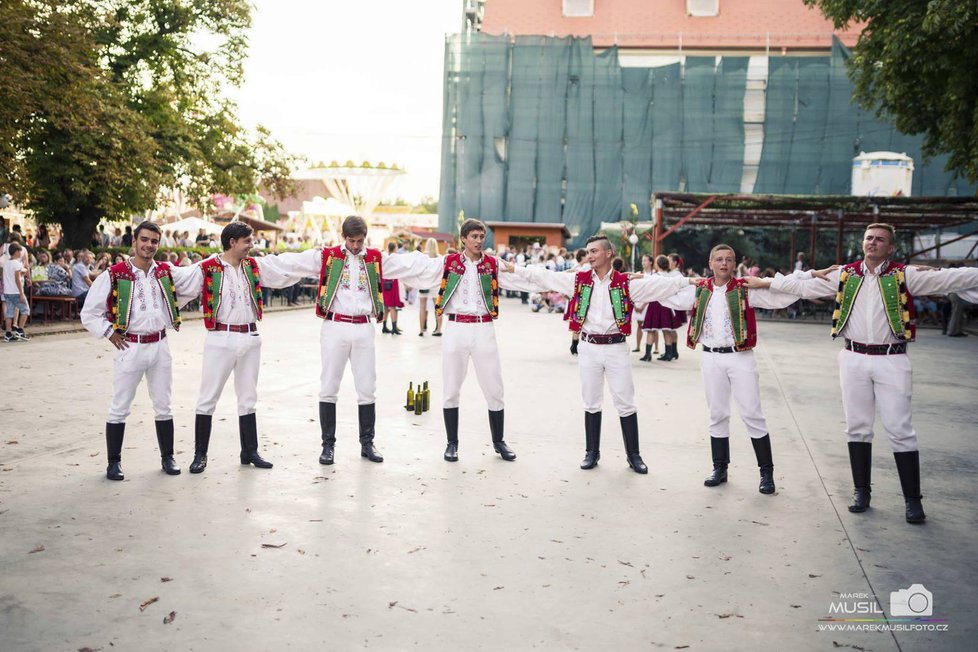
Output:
top-left (865, 223), bottom-right (896, 243)
top-left (709, 243), bottom-right (735, 259)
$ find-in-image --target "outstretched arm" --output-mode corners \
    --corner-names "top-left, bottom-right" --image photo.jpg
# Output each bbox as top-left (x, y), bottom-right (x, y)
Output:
top-left (629, 274), bottom-right (692, 304)
top-left (168, 264), bottom-right (204, 307)
top-left (384, 252), bottom-right (445, 288)
top-left (514, 265), bottom-right (576, 295)
top-left (270, 248), bottom-right (324, 278)
top-left (257, 254), bottom-right (310, 289)
top-left (905, 266), bottom-right (978, 297)
top-left (767, 268), bottom-right (839, 299)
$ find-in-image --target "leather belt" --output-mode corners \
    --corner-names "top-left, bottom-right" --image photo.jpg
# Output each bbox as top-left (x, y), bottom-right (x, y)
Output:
top-left (214, 322), bottom-right (257, 333)
top-left (448, 314), bottom-right (493, 323)
top-left (123, 330), bottom-right (166, 344)
top-left (845, 339), bottom-right (907, 355)
top-left (580, 332), bottom-right (626, 345)
top-left (702, 345), bottom-right (736, 354)
top-left (326, 312), bottom-right (371, 324)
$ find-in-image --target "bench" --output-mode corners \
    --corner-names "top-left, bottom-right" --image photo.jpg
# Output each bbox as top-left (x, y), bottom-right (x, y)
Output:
top-left (32, 295), bottom-right (78, 324)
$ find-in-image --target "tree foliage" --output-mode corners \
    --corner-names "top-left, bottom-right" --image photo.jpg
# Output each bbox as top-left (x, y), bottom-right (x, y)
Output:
top-left (804, 0), bottom-right (978, 184)
top-left (0, 0), bottom-right (298, 247)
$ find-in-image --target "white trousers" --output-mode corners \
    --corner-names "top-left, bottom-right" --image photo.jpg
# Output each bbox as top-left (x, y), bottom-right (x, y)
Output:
top-left (700, 350), bottom-right (768, 439)
top-left (195, 330), bottom-right (262, 416)
top-left (838, 349), bottom-right (917, 452)
top-left (107, 339), bottom-right (172, 424)
top-left (578, 341), bottom-right (636, 417)
top-left (320, 320), bottom-right (376, 404)
top-left (442, 321), bottom-right (504, 410)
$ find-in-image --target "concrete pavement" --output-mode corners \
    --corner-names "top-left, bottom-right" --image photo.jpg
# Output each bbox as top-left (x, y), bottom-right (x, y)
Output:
top-left (1, 298), bottom-right (975, 651)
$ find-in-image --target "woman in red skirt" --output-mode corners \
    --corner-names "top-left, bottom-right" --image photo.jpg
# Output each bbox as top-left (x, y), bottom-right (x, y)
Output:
top-left (641, 254), bottom-right (687, 361)
top-left (382, 241), bottom-right (404, 334)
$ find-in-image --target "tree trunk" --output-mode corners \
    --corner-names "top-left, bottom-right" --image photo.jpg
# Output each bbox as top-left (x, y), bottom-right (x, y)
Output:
top-left (58, 206), bottom-right (103, 249)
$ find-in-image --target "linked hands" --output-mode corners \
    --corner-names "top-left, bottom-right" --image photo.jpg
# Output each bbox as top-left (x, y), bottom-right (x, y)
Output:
top-left (811, 265), bottom-right (840, 280)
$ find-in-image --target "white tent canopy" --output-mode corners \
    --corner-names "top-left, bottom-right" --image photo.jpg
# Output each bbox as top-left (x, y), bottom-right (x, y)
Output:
top-left (162, 216), bottom-right (222, 237)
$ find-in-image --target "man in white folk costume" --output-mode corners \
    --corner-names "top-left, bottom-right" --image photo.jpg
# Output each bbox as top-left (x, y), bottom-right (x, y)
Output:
top-left (658, 244), bottom-right (807, 493)
top-left (183, 222), bottom-right (306, 473)
top-left (81, 222), bottom-right (199, 480)
top-left (382, 219), bottom-right (541, 463)
top-left (749, 223), bottom-right (978, 523)
top-left (511, 235), bottom-right (692, 474)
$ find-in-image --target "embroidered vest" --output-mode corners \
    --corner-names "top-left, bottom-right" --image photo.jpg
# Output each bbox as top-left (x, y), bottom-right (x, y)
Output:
top-left (200, 256), bottom-right (263, 330)
top-left (106, 260), bottom-right (181, 333)
top-left (686, 278), bottom-right (757, 351)
top-left (566, 270), bottom-right (634, 335)
top-left (831, 260), bottom-right (915, 342)
top-left (315, 246), bottom-right (383, 320)
top-left (435, 253), bottom-right (499, 318)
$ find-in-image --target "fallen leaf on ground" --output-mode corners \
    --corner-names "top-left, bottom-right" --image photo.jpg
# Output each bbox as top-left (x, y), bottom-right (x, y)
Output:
top-left (163, 611), bottom-right (176, 624)
top-left (160, 577), bottom-right (172, 583)
top-left (493, 586), bottom-right (504, 590)
top-left (261, 543), bottom-right (287, 549)
top-left (29, 545), bottom-right (45, 554)
top-left (139, 596), bottom-right (159, 612)
top-left (6, 441), bottom-right (18, 445)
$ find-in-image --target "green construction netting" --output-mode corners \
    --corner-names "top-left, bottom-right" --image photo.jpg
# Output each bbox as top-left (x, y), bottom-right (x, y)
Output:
top-left (439, 34), bottom-right (974, 246)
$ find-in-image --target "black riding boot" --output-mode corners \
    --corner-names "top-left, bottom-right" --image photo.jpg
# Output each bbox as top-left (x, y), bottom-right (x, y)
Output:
top-left (847, 442), bottom-right (872, 512)
top-left (704, 437), bottom-right (729, 487)
top-left (620, 414), bottom-right (647, 474)
top-left (155, 419), bottom-right (181, 475)
top-left (443, 407), bottom-right (459, 461)
top-left (189, 414), bottom-right (212, 474)
top-left (358, 403), bottom-right (383, 462)
top-left (894, 451), bottom-right (926, 524)
top-left (239, 413), bottom-right (273, 469)
top-left (319, 401), bottom-right (336, 465)
top-left (751, 434), bottom-right (775, 494)
top-left (580, 411), bottom-right (601, 470)
top-left (105, 422), bottom-right (125, 481)
top-left (489, 409), bottom-right (516, 461)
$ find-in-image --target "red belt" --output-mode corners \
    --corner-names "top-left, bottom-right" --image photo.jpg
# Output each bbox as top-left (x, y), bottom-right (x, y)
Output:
top-left (845, 339), bottom-right (907, 355)
top-left (123, 330), bottom-right (166, 344)
top-left (581, 332), bottom-right (626, 345)
top-left (448, 314), bottom-right (493, 323)
top-left (214, 322), bottom-right (257, 333)
top-left (326, 312), bottom-right (371, 324)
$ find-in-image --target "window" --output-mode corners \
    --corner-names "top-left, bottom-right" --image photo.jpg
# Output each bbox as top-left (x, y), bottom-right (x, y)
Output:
top-left (563, 0), bottom-right (594, 18)
top-left (687, 0), bottom-right (719, 17)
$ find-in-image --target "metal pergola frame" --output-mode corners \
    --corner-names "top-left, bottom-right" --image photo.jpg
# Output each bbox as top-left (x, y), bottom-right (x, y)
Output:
top-left (649, 193), bottom-right (978, 266)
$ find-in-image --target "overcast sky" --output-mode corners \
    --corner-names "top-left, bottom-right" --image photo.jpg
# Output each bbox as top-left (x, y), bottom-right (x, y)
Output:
top-left (232, 0), bottom-right (463, 203)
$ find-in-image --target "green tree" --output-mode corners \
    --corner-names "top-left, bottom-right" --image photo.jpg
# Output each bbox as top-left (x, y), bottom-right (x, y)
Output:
top-left (0, 0), bottom-right (297, 247)
top-left (804, 1), bottom-right (978, 183)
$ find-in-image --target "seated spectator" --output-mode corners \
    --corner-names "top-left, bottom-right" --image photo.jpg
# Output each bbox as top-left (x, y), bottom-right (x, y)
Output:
top-left (34, 251), bottom-right (73, 296)
top-left (914, 296), bottom-right (941, 325)
top-left (71, 250), bottom-right (94, 306)
top-left (93, 252), bottom-right (112, 276)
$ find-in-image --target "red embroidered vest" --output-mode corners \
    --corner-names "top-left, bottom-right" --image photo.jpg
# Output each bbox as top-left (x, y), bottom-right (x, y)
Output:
top-left (685, 277), bottom-right (757, 351)
top-left (106, 259), bottom-right (181, 333)
top-left (566, 270), bottom-right (633, 335)
top-left (435, 253), bottom-right (499, 318)
top-left (200, 256), bottom-right (263, 329)
top-left (315, 246), bottom-right (384, 320)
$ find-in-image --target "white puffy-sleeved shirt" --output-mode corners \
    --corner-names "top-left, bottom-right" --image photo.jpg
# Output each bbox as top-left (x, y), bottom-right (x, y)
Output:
top-left (185, 254), bottom-right (305, 325)
top-left (81, 259), bottom-right (200, 339)
top-left (383, 252), bottom-right (540, 316)
top-left (516, 266), bottom-right (690, 335)
top-left (273, 246), bottom-right (380, 317)
top-left (771, 263), bottom-right (978, 345)
top-left (659, 276), bottom-right (802, 348)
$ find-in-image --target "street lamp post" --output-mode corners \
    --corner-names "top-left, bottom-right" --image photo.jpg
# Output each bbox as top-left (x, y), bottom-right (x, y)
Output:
top-left (628, 233), bottom-right (639, 271)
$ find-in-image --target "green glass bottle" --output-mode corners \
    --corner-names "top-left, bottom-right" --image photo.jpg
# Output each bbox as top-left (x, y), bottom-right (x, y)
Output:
top-left (405, 382), bottom-right (414, 411)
